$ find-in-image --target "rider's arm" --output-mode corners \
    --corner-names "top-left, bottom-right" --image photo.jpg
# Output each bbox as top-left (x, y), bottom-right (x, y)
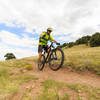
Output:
top-left (53, 40), bottom-right (58, 44)
top-left (49, 36), bottom-right (57, 43)
top-left (40, 32), bottom-right (45, 37)
top-left (50, 35), bottom-right (59, 44)
top-left (40, 32), bottom-right (47, 40)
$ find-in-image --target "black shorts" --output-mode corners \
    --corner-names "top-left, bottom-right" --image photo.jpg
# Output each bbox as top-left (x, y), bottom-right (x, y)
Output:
top-left (38, 45), bottom-right (48, 53)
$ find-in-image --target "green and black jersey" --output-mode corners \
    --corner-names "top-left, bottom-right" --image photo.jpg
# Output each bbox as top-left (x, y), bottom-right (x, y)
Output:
top-left (39, 32), bottom-right (54, 46)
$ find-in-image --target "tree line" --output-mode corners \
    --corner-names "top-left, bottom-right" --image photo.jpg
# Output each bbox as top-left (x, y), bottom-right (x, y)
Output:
top-left (59, 32), bottom-right (100, 48)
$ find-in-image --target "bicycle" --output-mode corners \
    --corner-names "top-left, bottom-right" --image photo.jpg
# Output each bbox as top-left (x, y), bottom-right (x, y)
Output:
top-left (38, 41), bottom-right (64, 71)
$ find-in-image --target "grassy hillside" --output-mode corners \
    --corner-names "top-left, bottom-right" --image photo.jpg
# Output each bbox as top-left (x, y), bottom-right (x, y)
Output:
top-left (0, 59), bottom-right (28, 68)
top-left (0, 45), bottom-right (100, 100)
top-left (22, 45), bottom-right (100, 75)
top-left (20, 79), bottom-right (100, 100)
top-left (64, 45), bottom-right (100, 75)
top-left (0, 59), bottom-right (38, 100)
top-left (0, 65), bottom-right (100, 100)
top-left (0, 66), bottom-right (38, 100)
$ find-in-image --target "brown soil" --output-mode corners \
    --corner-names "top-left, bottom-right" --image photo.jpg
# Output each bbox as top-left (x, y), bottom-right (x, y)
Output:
top-left (24, 60), bottom-right (100, 88)
top-left (8, 60), bottom-right (100, 100)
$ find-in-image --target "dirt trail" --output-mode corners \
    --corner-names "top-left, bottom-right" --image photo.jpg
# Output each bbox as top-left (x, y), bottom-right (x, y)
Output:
top-left (23, 60), bottom-right (100, 88)
top-left (8, 60), bottom-right (100, 100)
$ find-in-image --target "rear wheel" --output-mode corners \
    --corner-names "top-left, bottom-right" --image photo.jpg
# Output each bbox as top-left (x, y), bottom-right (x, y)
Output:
top-left (38, 55), bottom-right (45, 71)
top-left (49, 48), bottom-right (64, 71)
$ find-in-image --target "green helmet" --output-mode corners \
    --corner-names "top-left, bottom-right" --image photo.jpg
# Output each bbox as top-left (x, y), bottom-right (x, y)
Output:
top-left (47, 27), bottom-right (52, 32)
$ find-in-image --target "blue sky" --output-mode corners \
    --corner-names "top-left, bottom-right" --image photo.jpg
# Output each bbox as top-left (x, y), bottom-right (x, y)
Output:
top-left (0, 0), bottom-right (100, 60)
top-left (0, 23), bottom-right (38, 60)
top-left (0, 22), bottom-right (67, 60)
top-left (0, 22), bottom-right (68, 44)
top-left (0, 23), bottom-right (40, 39)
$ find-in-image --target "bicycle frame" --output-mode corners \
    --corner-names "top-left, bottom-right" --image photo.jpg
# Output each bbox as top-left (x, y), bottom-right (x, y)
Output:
top-left (42, 42), bottom-right (55, 63)
top-left (38, 41), bottom-right (64, 71)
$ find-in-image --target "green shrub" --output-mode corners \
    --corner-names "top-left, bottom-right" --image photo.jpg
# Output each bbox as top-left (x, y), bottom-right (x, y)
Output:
top-left (76, 35), bottom-right (91, 45)
top-left (24, 65), bottom-right (33, 70)
top-left (4, 53), bottom-right (16, 60)
top-left (67, 42), bottom-right (75, 48)
top-left (90, 32), bottom-right (100, 47)
top-left (58, 42), bottom-right (75, 48)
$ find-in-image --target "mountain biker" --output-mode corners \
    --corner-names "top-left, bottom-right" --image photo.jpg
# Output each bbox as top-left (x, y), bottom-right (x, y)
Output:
top-left (38, 27), bottom-right (60, 63)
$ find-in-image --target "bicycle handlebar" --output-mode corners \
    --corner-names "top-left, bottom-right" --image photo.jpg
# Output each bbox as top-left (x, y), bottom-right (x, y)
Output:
top-left (50, 41), bottom-right (60, 45)
top-left (49, 41), bottom-right (60, 49)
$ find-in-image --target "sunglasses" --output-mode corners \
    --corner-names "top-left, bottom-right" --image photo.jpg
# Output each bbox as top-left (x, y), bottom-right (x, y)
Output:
top-left (48, 30), bottom-right (52, 32)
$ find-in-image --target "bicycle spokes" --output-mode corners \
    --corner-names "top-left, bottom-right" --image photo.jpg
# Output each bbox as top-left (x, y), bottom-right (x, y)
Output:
top-left (49, 48), bottom-right (64, 71)
top-left (38, 55), bottom-right (45, 71)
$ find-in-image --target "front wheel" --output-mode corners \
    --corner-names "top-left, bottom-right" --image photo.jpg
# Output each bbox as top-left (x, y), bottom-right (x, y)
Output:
top-left (49, 48), bottom-right (64, 71)
top-left (38, 55), bottom-right (45, 71)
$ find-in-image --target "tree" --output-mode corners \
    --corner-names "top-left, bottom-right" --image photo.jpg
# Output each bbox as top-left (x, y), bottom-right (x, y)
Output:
top-left (90, 32), bottom-right (100, 47)
top-left (57, 43), bottom-right (67, 48)
top-left (67, 42), bottom-right (75, 48)
top-left (76, 35), bottom-right (91, 45)
top-left (57, 42), bottom-right (75, 48)
top-left (4, 53), bottom-right (16, 60)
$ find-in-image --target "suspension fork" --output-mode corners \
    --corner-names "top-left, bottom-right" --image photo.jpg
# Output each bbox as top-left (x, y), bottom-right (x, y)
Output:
top-left (54, 48), bottom-right (57, 59)
top-left (45, 47), bottom-right (52, 63)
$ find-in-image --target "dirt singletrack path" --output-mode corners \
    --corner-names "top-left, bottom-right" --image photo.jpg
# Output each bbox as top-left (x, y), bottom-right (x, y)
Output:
top-left (23, 60), bottom-right (100, 88)
top-left (9, 60), bottom-right (100, 100)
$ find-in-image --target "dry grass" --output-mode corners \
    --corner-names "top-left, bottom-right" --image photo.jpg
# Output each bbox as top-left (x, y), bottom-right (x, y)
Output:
top-left (30, 79), bottom-right (100, 100)
top-left (0, 59), bottom-right (28, 68)
top-left (1, 45), bottom-right (100, 99)
top-left (21, 45), bottom-right (100, 75)
top-left (0, 66), bottom-right (38, 100)
top-left (63, 45), bottom-right (100, 75)
top-left (21, 56), bottom-right (38, 62)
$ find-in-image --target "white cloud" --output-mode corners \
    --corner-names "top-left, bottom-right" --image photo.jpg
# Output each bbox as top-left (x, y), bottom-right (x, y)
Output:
top-left (0, 43), bottom-right (37, 60)
top-left (0, 30), bottom-right (38, 48)
top-left (0, 0), bottom-right (100, 39)
top-left (0, 30), bottom-right (38, 60)
top-left (0, 41), bottom-right (38, 61)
